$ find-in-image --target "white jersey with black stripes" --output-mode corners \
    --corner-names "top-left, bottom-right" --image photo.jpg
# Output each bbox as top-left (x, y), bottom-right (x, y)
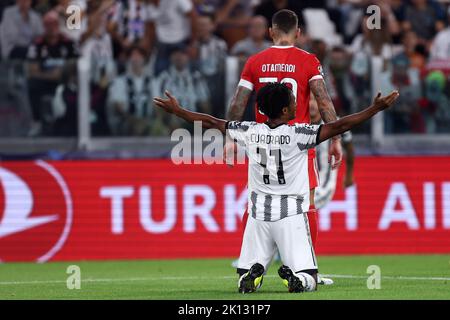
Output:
top-left (226, 121), bottom-right (321, 222)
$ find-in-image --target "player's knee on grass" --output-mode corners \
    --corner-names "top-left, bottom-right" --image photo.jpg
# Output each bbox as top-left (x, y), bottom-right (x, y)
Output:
top-left (296, 269), bottom-right (318, 292)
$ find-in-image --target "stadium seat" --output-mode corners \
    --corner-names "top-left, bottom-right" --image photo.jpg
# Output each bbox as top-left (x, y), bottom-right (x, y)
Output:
top-left (303, 8), bottom-right (343, 47)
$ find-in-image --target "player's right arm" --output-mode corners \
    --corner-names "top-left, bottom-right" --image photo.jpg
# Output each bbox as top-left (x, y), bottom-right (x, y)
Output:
top-left (153, 91), bottom-right (228, 134)
top-left (317, 91), bottom-right (399, 144)
top-left (227, 86), bottom-right (253, 120)
top-left (224, 56), bottom-right (254, 165)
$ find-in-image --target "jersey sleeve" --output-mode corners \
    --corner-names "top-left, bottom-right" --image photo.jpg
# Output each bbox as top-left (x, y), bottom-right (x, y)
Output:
top-left (293, 123), bottom-right (322, 151)
top-left (307, 54), bottom-right (324, 82)
top-left (226, 121), bottom-right (254, 146)
top-left (238, 56), bottom-right (254, 91)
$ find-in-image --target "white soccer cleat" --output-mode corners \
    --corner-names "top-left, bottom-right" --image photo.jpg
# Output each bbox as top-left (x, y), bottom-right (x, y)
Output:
top-left (317, 274), bottom-right (334, 285)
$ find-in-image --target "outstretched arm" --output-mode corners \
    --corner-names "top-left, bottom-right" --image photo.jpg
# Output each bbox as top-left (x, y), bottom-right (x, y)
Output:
top-left (153, 91), bottom-right (227, 134)
top-left (318, 91), bottom-right (399, 144)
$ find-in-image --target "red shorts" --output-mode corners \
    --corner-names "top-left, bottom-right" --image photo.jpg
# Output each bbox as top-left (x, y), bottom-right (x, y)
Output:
top-left (308, 149), bottom-right (319, 189)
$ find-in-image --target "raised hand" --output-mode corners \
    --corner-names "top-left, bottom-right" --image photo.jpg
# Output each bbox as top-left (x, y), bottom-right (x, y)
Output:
top-left (372, 91), bottom-right (400, 111)
top-left (153, 91), bottom-right (182, 114)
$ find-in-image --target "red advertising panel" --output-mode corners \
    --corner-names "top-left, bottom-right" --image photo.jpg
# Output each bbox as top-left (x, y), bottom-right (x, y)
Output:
top-left (0, 157), bottom-right (449, 262)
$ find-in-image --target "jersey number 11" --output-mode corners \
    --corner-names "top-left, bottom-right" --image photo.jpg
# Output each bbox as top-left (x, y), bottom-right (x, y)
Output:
top-left (257, 147), bottom-right (286, 185)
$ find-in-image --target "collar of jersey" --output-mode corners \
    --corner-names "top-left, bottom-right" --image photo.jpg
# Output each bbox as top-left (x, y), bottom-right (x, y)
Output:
top-left (271, 45), bottom-right (294, 49)
top-left (264, 122), bottom-right (286, 129)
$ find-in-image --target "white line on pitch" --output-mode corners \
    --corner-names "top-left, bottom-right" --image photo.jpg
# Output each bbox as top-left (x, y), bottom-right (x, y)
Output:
top-left (0, 274), bottom-right (449, 286)
top-left (323, 274), bottom-right (450, 281)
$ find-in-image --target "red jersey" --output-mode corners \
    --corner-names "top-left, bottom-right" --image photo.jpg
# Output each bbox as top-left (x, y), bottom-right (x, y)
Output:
top-left (238, 45), bottom-right (323, 124)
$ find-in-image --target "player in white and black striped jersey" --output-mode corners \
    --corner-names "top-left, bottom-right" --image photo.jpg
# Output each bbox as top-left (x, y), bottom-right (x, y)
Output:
top-left (228, 120), bottom-right (318, 222)
top-left (153, 83), bottom-right (399, 293)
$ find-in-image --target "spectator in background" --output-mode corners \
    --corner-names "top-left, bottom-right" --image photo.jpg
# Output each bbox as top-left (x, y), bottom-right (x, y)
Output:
top-left (33, 0), bottom-right (55, 16)
top-left (80, 0), bottom-right (116, 83)
top-left (430, 7), bottom-right (450, 60)
top-left (80, 0), bottom-right (117, 136)
top-left (193, 0), bottom-right (221, 16)
top-left (349, 16), bottom-right (395, 121)
top-left (191, 14), bottom-right (227, 117)
top-left (349, 17), bottom-right (394, 87)
top-left (195, 0), bottom-right (254, 42)
top-left (27, 10), bottom-right (78, 136)
top-left (52, 60), bottom-right (78, 136)
top-left (375, 0), bottom-right (401, 40)
top-left (397, 30), bottom-right (426, 70)
top-left (53, 0), bottom-right (88, 43)
top-left (350, 16), bottom-right (394, 67)
top-left (0, 0), bottom-right (44, 60)
top-left (389, 0), bottom-right (407, 22)
top-left (149, 0), bottom-right (197, 75)
top-left (310, 40), bottom-right (355, 116)
top-left (108, 0), bottom-right (153, 60)
top-left (420, 70), bottom-right (450, 133)
top-left (210, 0), bottom-right (253, 47)
top-left (327, 46), bottom-right (355, 116)
top-left (253, 0), bottom-right (305, 29)
top-left (155, 47), bottom-right (210, 132)
top-left (193, 14), bottom-right (227, 77)
top-left (402, 0), bottom-right (446, 42)
top-left (381, 54), bottom-right (422, 133)
top-left (0, 0), bottom-right (15, 18)
top-left (107, 46), bottom-right (155, 136)
top-left (231, 15), bottom-right (271, 58)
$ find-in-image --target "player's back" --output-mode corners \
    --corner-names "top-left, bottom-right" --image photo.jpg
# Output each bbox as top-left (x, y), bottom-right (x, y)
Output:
top-left (227, 120), bottom-right (321, 221)
top-left (239, 46), bottom-right (324, 124)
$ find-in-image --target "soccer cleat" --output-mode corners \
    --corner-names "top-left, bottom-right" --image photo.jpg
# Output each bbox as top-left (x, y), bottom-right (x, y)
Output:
top-left (317, 274), bottom-right (334, 285)
top-left (278, 265), bottom-right (305, 293)
top-left (238, 263), bottom-right (265, 294)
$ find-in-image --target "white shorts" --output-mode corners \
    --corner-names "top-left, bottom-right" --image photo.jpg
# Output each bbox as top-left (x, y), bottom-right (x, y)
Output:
top-left (237, 214), bottom-right (318, 273)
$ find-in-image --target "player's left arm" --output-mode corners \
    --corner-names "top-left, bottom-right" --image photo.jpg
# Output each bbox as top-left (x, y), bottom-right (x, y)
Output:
top-left (153, 91), bottom-right (227, 134)
top-left (317, 91), bottom-right (399, 144)
top-left (309, 78), bottom-right (342, 169)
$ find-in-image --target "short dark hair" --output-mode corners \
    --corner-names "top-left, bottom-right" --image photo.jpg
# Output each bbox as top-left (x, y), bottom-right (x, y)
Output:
top-left (256, 82), bottom-right (293, 119)
top-left (127, 45), bottom-right (147, 58)
top-left (272, 9), bottom-right (298, 33)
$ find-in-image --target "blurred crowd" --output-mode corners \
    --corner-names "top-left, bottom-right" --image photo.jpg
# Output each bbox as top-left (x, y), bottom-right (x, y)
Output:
top-left (0, 0), bottom-right (449, 137)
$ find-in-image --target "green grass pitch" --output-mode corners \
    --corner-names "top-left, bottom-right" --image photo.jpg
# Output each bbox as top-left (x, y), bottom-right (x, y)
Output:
top-left (0, 255), bottom-right (449, 299)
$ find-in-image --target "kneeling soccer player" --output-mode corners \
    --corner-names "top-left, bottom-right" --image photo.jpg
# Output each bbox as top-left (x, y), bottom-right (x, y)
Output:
top-left (153, 83), bottom-right (399, 294)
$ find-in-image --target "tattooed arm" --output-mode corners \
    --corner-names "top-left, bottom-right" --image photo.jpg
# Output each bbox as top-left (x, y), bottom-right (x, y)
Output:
top-left (226, 86), bottom-right (252, 121)
top-left (309, 79), bottom-right (340, 126)
top-left (309, 78), bottom-right (343, 169)
top-left (224, 85), bottom-right (252, 165)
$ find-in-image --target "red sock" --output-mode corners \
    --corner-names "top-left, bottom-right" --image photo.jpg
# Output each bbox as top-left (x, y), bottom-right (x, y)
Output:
top-left (307, 204), bottom-right (318, 248)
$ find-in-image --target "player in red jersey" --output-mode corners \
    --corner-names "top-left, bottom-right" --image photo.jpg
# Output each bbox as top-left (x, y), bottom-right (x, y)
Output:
top-left (226, 9), bottom-right (342, 285)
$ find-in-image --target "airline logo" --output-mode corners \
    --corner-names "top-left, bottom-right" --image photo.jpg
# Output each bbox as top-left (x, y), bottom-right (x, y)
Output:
top-left (0, 161), bottom-right (72, 262)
